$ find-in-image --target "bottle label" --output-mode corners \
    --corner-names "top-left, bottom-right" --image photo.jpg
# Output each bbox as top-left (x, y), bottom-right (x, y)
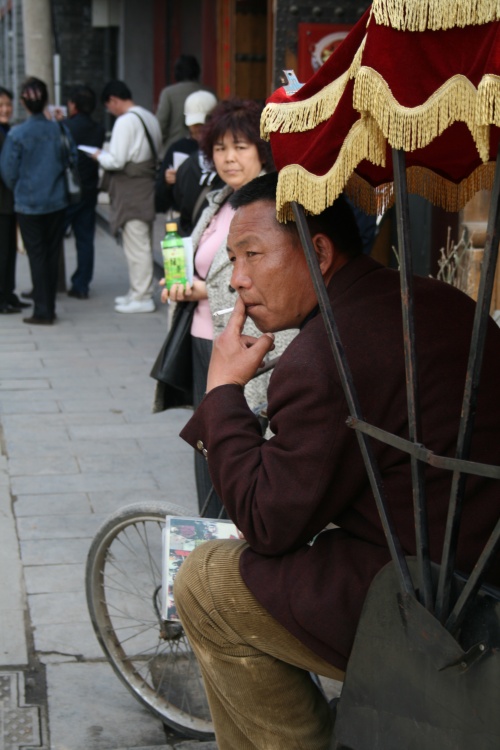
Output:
top-left (162, 237), bottom-right (187, 290)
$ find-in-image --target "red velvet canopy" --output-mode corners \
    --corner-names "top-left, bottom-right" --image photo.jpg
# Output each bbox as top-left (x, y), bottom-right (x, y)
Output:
top-left (261, 1), bottom-right (500, 219)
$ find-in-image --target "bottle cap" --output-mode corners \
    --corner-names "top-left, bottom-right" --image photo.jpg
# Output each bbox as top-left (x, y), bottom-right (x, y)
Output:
top-left (166, 222), bottom-right (178, 232)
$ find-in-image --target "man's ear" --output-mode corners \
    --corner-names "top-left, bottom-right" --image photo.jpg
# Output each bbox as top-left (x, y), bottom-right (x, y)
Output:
top-left (312, 233), bottom-right (335, 277)
top-left (312, 232), bottom-right (349, 280)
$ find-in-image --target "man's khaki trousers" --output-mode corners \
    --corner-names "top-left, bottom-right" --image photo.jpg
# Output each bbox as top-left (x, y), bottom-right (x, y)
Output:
top-left (174, 539), bottom-right (344, 750)
top-left (121, 219), bottom-right (153, 300)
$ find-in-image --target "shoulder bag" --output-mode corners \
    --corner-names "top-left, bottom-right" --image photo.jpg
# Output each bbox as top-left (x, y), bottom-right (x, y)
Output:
top-left (130, 111), bottom-right (163, 207)
top-left (150, 300), bottom-right (197, 412)
top-left (58, 123), bottom-right (82, 204)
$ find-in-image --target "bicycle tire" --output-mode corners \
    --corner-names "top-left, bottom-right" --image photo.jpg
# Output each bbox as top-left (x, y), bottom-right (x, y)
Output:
top-left (85, 501), bottom-right (214, 740)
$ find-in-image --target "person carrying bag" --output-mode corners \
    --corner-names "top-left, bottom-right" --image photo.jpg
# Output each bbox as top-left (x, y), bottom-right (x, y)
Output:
top-left (150, 300), bottom-right (197, 412)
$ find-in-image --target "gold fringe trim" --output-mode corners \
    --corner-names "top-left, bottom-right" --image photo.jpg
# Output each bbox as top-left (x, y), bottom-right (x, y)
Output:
top-left (275, 115), bottom-right (386, 222)
top-left (477, 74), bottom-right (500, 126)
top-left (354, 67), bottom-right (491, 162)
top-left (260, 36), bottom-right (367, 140)
top-left (345, 162), bottom-right (495, 217)
top-left (372, 0), bottom-right (500, 31)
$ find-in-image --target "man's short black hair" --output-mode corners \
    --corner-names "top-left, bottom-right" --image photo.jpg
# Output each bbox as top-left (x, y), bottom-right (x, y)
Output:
top-left (101, 80), bottom-right (132, 104)
top-left (0, 86), bottom-right (13, 100)
top-left (174, 55), bottom-right (200, 82)
top-left (68, 85), bottom-right (96, 115)
top-left (230, 172), bottom-right (363, 259)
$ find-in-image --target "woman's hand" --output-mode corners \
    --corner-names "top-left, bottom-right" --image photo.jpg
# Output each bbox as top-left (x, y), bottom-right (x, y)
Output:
top-left (159, 278), bottom-right (208, 304)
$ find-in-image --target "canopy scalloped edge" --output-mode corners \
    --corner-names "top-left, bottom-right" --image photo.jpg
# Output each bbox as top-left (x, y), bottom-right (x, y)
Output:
top-left (262, 71), bottom-right (500, 163)
top-left (274, 115), bottom-right (385, 221)
top-left (353, 69), bottom-right (497, 162)
top-left (371, 0), bottom-right (500, 32)
top-left (275, 112), bottom-right (496, 221)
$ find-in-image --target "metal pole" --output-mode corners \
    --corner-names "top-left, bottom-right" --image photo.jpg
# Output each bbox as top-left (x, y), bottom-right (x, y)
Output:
top-left (435, 146), bottom-right (500, 623)
top-left (392, 149), bottom-right (433, 612)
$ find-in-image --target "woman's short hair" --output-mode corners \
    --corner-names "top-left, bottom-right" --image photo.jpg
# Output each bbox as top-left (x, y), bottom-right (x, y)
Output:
top-left (199, 99), bottom-right (274, 171)
top-left (0, 86), bottom-right (13, 101)
top-left (20, 77), bottom-right (48, 114)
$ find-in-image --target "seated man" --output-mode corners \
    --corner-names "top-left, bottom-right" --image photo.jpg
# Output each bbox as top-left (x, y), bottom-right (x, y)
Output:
top-left (174, 172), bottom-right (500, 750)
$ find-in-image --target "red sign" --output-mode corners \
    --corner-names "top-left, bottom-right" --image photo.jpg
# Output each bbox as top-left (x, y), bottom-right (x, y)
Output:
top-left (298, 23), bottom-right (353, 83)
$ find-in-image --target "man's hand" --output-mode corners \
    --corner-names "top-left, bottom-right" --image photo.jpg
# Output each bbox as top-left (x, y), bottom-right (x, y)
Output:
top-left (207, 297), bottom-right (275, 391)
top-left (165, 168), bottom-right (177, 185)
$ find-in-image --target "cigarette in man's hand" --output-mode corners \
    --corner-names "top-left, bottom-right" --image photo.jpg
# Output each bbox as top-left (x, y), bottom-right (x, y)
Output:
top-left (213, 307), bottom-right (234, 317)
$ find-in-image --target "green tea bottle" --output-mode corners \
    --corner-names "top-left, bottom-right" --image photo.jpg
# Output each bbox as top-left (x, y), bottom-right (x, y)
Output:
top-left (161, 222), bottom-right (187, 290)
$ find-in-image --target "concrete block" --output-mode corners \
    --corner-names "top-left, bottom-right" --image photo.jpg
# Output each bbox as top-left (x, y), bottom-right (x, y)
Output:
top-left (46, 661), bottom-right (167, 750)
top-left (33, 620), bottom-right (102, 659)
top-left (15, 493), bottom-right (92, 517)
top-left (19, 537), bottom-right (91, 566)
top-left (0, 487), bottom-right (28, 665)
top-left (24, 563), bottom-right (84, 594)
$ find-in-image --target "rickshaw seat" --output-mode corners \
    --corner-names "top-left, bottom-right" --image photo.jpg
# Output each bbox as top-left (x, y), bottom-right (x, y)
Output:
top-left (332, 557), bottom-right (500, 750)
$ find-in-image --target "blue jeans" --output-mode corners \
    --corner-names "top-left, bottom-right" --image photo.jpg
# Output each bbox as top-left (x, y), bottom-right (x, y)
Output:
top-left (65, 190), bottom-right (98, 294)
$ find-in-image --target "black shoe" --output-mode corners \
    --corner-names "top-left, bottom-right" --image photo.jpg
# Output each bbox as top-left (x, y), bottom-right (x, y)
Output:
top-left (0, 303), bottom-right (21, 314)
top-left (67, 288), bottom-right (89, 300)
top-left (7, 294), bottom-right (31, 309)
top-left (21, 289), bottom-right (34, 299)
top-left (23, 316), bottom-right (54, 325)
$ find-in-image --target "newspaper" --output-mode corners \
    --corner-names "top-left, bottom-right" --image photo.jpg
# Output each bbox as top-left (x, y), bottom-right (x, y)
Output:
top-left (162, 516), bottom-right (239, 620)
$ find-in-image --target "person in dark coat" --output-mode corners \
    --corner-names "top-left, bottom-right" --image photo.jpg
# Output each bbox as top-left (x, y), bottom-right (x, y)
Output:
top-left (173, 173), bottom-right (500, 749)
top-left (0, 77), bottom-right (77, 325)
top-left (0, 86), bottom-right (29, 313)
top-left (62, 85), bottom-right (105, 299)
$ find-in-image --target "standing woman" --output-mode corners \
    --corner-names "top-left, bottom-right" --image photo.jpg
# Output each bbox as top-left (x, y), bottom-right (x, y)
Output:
top-left (0, 86), bottom-right (27, 313)
top-left (160, 99), bottom-right (297, 514)
top-left (0, 77), bottom-right (76, 325)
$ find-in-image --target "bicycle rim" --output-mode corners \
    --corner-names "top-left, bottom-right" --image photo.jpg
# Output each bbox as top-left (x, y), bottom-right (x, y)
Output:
top-left (85, 502), bottom-right (214, 740)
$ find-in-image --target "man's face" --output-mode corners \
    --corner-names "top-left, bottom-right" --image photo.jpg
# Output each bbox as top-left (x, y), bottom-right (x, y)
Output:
top-left (226, 201), bottom-right (318, 333)
top-left (0, 94), bottom-right (13, 124)
top-left (105, 96), bottom-right (121, 117)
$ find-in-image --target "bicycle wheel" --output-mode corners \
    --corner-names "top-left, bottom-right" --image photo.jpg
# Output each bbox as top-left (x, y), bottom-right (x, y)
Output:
top-left (85, 502), bottom-right (214, 740)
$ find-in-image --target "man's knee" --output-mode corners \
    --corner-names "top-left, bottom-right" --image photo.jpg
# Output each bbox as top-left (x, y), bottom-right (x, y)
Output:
top-left (174, 539), bottom-right (245, 624)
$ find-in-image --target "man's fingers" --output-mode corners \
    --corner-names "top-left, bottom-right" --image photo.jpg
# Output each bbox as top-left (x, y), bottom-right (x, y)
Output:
top-left (225, 296), bottom-right (247, 334)
top-left (248, 332), bottom-right (275, 361)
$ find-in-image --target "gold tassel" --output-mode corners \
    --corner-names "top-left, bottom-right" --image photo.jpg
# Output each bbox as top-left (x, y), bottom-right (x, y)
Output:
top-left (260, 36), bottom-right (367, 140)
top-left (343, 162), bottom-right (496, 216)
top-left (353, 67), bottom-right (491, 162)
top-left (275, 116), bottom-right (386, 221)
top-left (260, 72), bottom-right (350, 140)
top-left (372, 0), bottom-right (500, 31)
top-left (477, 74), bottom-right (500, 127)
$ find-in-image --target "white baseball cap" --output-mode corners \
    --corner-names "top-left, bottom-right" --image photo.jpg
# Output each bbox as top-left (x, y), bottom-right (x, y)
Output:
top-left (184, 90), bottom-right (218, 126)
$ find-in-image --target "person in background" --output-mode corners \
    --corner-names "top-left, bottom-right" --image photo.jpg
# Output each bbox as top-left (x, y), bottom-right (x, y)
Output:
top-left (0, 77), bottom-right (77, 325)
top-left (94, 80), bottom-right (162, 314)
top-left (159, 99), bottom-right (297, 515)
top-left (155, 89), bottom-right (223, 234)
top-left (0, 86), bottom-right (29, 314)
top-left (62, 85), bottom-right (105, 300)
top-left (156, 55), bottom-right (209, 153)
